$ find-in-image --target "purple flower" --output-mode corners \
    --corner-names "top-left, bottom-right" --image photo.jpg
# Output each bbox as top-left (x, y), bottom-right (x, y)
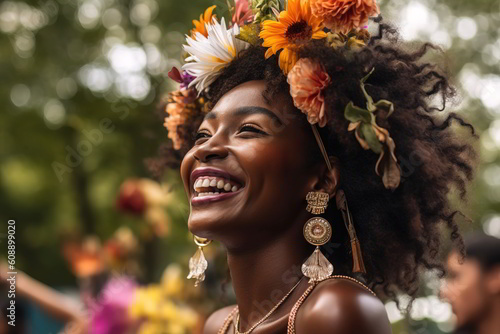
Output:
top-left (180, 71), bottom-right (196, 89)
top-left (168, 67), bottom-right (196, 90)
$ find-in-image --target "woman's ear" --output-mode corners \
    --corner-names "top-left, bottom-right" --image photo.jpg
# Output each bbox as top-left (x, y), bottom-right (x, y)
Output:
top-left (310, 156), bottom-right (340, 198)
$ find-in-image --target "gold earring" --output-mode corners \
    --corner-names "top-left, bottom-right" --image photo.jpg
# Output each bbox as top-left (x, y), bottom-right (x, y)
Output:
top-left (187, 235), bottom-right (212, 287)
top-left (306, 191), bottom-right (329, 214)
top-left (302, 192), bottom-right (334, 284)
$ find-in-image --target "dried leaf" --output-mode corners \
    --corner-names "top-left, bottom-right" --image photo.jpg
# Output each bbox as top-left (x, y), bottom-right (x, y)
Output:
top-left (343, 67), bottom-right (402, 190)
top-left (374, 99), bottom-right (395, 117)
top-left (347, 37), bottom-right (365, 50)
top-left (375, 136), bottom-right (401, 190)
top-left (326, 32), bottom-right (347, 49)
top-left (354, 128), bottom-right (370, 150)
top-left (347, 121), bottom-right (360, 132)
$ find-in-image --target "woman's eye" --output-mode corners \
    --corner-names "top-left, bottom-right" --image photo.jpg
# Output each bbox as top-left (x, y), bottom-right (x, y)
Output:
top-left (194, 132), bottom-right (211, 142)
top-left (238, 125), bottom-right (267, 135)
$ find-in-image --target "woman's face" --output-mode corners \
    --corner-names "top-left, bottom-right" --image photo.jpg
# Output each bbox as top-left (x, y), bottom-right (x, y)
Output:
top-left (180, 80), bottom-right (321, 246)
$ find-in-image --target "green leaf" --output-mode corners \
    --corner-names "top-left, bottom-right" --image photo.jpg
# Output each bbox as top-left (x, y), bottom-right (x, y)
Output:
top-left (359, 123), bottom-right (383, 153)
top-left (360, 67), bottom-right (375, 111)
top-left (344, 102), bottom-right (372, 123)
top-left (360, 67), bottom-right (375, 84)
top-left (374, 99), bottom-right (395, 117)
top-left (236, 23), bottom-right (261, 46)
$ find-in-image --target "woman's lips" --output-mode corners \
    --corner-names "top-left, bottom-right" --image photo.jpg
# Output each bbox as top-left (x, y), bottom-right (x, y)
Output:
top-left (191, 188), bottom-right (243, 206)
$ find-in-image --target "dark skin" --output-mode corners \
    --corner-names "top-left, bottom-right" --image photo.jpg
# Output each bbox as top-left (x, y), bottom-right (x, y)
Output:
top-left (180, 80), bottom-right (391, 334)
top-left (440, 252), bottom-right (500, 334)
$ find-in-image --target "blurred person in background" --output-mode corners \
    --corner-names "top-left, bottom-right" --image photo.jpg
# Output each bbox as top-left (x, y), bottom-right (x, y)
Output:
top-left (441, 233), bottom-right (500, 334)
top-left (0, 262), bottom-right (87, 334)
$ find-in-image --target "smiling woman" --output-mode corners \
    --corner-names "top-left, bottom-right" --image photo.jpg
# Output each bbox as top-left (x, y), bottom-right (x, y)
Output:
top-left (181, 81), bottom-right (318, 243)
top-left (149, 1), bottom-right (478, 333)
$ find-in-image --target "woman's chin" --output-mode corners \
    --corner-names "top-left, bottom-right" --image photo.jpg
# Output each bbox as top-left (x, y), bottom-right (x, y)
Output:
top-left (187, 214), bottom-right (228, 238)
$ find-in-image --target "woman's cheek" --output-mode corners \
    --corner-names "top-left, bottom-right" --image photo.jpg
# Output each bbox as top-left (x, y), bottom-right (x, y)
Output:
top-left (248, 141), bottom-right (301, 177)
top-left (180, 151), bottom-right (195, 193)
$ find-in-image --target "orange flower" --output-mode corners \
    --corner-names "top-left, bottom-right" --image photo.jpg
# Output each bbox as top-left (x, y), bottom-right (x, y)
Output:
top-left (288, 58), bottom-right (331, 127)
top-left (310, 0), bottom-right (379, 34)
top-left (164, 89), bottom-right (197, 149)
top-left (260, 0), bottom-right (327, 74)
top-left (164, 115), bottom-right (184, 150)
top-left (190, 5), bottom-right (217, 39)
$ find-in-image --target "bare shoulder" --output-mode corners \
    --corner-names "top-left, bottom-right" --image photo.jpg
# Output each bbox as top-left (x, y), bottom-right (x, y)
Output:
top-left (295, 278), bottom-right (392, 334)
top-left (203, 305), bottom-right (237, 334)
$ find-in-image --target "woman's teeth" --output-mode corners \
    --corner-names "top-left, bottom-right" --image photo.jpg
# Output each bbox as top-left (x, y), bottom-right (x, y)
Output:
top-left (197, 192), bottom-right (220, 197)
top-left (193, 176), bottom-right (240, 197)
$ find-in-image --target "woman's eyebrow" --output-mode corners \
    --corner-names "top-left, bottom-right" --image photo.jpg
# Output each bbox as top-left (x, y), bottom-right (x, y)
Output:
top-left (204, 106), bottom-right (284, 125)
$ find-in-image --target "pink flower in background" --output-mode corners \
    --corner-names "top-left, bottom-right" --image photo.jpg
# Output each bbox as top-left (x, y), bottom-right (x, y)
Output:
top-left (232, 0), bottom-right (253, 26)
top-left (288, 58), bottom-right (331, 127)
top-left (91, 276), bottom-right (138, 334)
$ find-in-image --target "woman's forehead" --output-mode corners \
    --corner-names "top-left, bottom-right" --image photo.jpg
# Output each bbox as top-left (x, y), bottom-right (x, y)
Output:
top-left (211, 80), bottom-right (298, 122)
top-left (214, 81), bottom-right (271, 111)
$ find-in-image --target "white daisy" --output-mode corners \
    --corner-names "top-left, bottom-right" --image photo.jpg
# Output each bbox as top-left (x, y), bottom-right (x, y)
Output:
top-left (182, 18), bottom-right (250, 93)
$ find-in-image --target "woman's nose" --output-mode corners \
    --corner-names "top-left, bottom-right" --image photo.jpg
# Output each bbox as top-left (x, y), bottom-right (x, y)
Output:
top-left (193, 135), bottom-right (229, 163)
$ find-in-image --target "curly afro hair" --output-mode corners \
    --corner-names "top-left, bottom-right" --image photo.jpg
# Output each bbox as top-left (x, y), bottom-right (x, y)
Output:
top-left (150, 19), bottom-right (478, 304)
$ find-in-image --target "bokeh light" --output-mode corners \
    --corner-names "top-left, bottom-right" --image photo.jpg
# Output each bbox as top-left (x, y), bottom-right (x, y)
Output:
top-left (10, 83), bottom-right (31, 107)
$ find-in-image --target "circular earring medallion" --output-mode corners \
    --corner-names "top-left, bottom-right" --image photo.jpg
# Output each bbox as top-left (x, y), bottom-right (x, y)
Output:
top-left (303, 217), bottom-right (332, 246)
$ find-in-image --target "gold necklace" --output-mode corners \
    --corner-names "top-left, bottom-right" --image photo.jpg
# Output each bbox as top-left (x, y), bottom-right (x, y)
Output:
top-left (232, 276), bottom-right (304, 334)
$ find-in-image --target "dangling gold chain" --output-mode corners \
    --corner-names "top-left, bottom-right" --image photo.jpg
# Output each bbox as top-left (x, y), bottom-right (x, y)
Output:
top-left (219, 276), bottom-right (304, 334)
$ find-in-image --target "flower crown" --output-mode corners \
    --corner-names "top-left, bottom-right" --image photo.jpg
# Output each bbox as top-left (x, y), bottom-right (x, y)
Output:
top-left (164, 0), bottom-right (402, 190)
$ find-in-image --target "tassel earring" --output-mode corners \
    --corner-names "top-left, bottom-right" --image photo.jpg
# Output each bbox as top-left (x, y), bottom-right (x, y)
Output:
top-left (187, 235), bottom-right (212, 287)
top-left (336, 189), bottom-right (366, 274)
top-left (302, 192), bottom-right (334, 283)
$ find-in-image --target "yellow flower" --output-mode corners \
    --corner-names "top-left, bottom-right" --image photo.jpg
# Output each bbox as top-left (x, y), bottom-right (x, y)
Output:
top-left (190, 5), bottom-right (216, 39)
top-left (161, 264), bottom-right (184, 298)
top-left (260, 0), bottom-right (327, 74)
top-left (137, 322), bottom-right (163, 334)
top-left (129, 286), bottom-right (163, 319)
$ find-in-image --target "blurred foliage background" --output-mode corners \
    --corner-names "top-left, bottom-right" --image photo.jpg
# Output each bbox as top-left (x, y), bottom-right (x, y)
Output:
top-left (1, 0), bottom-right (500, 333)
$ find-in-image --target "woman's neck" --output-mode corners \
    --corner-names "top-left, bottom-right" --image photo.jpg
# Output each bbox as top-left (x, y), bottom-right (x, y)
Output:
top-left (226, 222), bottom-right (312, 332)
